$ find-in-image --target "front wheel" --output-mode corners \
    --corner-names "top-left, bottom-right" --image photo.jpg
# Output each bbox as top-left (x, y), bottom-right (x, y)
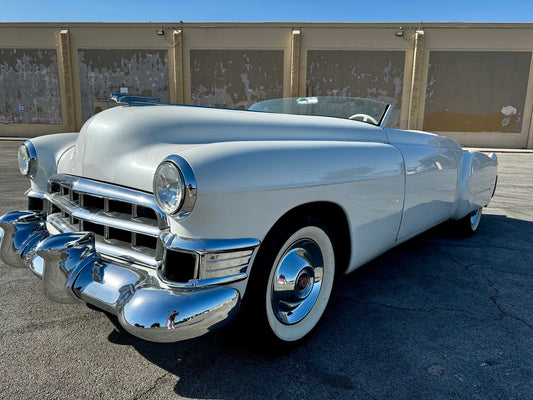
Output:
top-left (243, 217), bottom-right (335, 345)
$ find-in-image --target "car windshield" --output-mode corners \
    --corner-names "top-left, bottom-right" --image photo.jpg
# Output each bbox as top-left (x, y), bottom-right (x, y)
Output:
top-left (249, 97), bottom-right (390, 126)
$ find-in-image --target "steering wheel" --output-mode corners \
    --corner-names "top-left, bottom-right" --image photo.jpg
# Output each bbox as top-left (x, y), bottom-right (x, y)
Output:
top-left (349, 113), bottom-right (379, 125)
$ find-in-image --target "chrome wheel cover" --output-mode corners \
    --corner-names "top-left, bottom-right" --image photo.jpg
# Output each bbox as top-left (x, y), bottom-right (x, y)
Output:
top-left (469, 208), bottom-right (482, 231)
top-left (265, 225), bottom-right (335, 342)
top-left (271, 238), bottom-right (324, 325)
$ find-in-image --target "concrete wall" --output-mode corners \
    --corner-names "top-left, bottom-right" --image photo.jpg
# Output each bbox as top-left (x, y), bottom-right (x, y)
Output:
top-left (1, 22), bottom-right (533, 148)
top-left (190, 49), bottom-right (284, 109)
top-left (0, 48), bottom-right (62, 124)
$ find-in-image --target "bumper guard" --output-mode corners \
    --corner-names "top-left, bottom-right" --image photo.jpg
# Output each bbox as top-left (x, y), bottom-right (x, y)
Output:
top-left (0, 211), bottom-right (241, 342)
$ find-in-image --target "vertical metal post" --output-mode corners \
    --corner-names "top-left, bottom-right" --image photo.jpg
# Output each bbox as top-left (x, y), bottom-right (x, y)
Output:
top-left (290, 29), bottom-right (301, 98)
top-left (408, 30), bottom-right (425, 130)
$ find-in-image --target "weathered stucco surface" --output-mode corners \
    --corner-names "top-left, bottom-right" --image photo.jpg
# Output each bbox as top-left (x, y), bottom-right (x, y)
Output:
top-left (190, 50), bottom-right (284, 109)
top-left (0, 49), bottom-right (62, 124)
top-left (424, 51), bottom-right (532, 133)
top-left (306, 50), bottom-right (405, 128)
top-left (77, 49), bottom-right (169, 122)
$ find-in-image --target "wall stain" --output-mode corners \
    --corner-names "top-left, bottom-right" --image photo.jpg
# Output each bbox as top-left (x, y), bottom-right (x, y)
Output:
top-left (0, 49), bottom-right (62, 124)
top-left (306, 50), bottom-right (405, 128)
top-left (77, 49), bottom-right (169, 123)
top-left (190, 50), bottom-right (284, 109)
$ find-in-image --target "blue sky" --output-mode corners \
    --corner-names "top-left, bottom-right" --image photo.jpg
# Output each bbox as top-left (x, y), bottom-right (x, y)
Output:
top-left (1, 0), bottom-right (533, 23)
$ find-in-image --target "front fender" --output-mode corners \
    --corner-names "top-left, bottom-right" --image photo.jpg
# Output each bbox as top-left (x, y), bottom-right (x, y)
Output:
top-left (27, 132), bottom-right (78, 194)
top-left (170, 140), bottom-right (406, 269)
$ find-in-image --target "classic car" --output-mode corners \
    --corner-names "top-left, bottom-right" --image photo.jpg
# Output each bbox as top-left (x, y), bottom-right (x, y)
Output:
top-left (0, 95), bottom-right (498, 344)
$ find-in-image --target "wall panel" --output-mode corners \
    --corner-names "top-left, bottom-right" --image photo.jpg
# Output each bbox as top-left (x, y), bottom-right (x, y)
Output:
top-left (190, 49), bottom-right (284, 109)
top-left (0, 48), bottom-right (61, 124)
top-left (77, 49), bottom-right (169, 122)
top-left (424, 51), bottom-right (531, 134)
top-left (306, 50), bottom-right (405, 128)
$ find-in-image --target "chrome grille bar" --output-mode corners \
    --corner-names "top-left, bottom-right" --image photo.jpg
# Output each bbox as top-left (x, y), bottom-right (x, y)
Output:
top-left (49, 174), bottom-right (167, 228)
top-left (45, 174), bottom-right (168, 267)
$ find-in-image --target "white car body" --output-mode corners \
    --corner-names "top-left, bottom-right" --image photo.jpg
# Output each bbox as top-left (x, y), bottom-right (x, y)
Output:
top-left (0, 96), bottom-right (498, 344)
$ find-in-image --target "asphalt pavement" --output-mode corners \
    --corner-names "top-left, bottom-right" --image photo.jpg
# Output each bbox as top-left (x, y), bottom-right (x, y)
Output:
top-left (1, 140), bottom-right (532, 400)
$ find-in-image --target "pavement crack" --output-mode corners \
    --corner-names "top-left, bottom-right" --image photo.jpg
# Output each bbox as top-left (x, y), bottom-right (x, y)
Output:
top-left (355, 299), bottom-right (487, 319)
top-left (468, 268), bottom-right (533, 332)
top-left (484, 266), bottom-right (533, 277)
top-left (428, 245), bottom-right (476, 269)
top-left (133, 370), bottom-right (173, 400)
top-left (133, 352), bottom-right (190, 400)
top-left (429, 243), bottom-right (533, 331)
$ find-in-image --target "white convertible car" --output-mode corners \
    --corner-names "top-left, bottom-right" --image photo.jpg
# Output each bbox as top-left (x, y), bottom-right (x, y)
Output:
top-left (0, 95), bottom-right (497, 344)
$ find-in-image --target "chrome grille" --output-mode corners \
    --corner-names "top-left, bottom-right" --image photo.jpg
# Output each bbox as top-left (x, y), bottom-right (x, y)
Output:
top-left (46, 174), bottom-right (168, 267)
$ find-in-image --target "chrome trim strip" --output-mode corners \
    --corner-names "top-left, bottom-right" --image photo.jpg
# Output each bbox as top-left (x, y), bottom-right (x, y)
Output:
top-left (22, 140), bottom-right (38, 177)
top-left (379, 104), bottom-right (393, 128)
top-left (157, 269), bottom-right (248, 288)
top-left (25, 188), bottom-right (45, 199)
top-left (162, 233), bottom-right (260, 253)
top-left (49, 196), bottom-right (161, 237)
top-left (160, 155), bottom-right (197, 219)
top-left (48, 174), bottom-right (167, 228)
top-left (195, 273), bottom-right (248, 287)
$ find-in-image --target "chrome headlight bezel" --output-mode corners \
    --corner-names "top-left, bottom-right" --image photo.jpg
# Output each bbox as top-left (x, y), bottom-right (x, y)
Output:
top-left (18, 140), bottom-right (38, 177)
top-left (153, 155), bottom-right (197, 218)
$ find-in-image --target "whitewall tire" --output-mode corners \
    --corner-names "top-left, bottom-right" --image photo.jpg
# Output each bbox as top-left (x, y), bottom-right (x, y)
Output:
top-left (244, 216), bottom-right (336, 345)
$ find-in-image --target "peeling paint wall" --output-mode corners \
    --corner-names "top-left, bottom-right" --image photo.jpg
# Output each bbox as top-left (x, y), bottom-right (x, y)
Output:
top-left (190, 50), bottom-right (284, 109)
top-left (77, 49), bottom-right (169, 122)
top-left (424, 51), bottom-right (532, 133)
top-left (306, 50), bottom-right (405, 128)
top-left (0, 49), bottom-right (62, 124)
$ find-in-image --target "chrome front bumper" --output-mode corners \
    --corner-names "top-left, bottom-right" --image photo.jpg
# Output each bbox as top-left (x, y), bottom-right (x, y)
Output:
top-left (0, 210), bottom-right (248, 342)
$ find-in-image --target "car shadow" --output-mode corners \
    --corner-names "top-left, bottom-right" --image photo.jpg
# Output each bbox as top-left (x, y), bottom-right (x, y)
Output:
top-left (100, 213), bottom-right (533, 399)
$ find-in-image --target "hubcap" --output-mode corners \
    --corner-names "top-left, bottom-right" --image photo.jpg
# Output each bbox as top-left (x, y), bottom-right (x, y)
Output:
top-left (470, 208), bottom-right (482, 230)
top-left (271, 238), bottom-right (324, 325)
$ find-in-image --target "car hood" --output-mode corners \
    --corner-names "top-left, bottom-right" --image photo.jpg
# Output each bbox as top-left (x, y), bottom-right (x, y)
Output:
top-left (58, 104), bottom-right (384, 192)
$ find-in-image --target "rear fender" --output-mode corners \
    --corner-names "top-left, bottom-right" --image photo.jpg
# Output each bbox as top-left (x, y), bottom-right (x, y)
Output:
top-left (452, 151), bottom-right (497, 220)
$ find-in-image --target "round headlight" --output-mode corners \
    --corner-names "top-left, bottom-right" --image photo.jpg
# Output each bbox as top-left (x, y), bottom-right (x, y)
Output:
top-left (153, 155), bottom-right (197, 218)
top-left (18, 141), bottom-right (37, 177)
top-left (153, 161), bottom-right (184, 215)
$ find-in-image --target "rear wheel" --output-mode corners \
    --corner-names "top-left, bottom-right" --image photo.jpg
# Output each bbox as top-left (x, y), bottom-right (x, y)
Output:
top-left (244, 216), bottom-right (335, 345)
top-left (456, 207), bottom-right (482, 237)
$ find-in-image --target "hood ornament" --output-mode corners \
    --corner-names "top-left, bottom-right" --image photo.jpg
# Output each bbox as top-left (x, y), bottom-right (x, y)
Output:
top-left (110, 93), bottom-right (161, 106)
